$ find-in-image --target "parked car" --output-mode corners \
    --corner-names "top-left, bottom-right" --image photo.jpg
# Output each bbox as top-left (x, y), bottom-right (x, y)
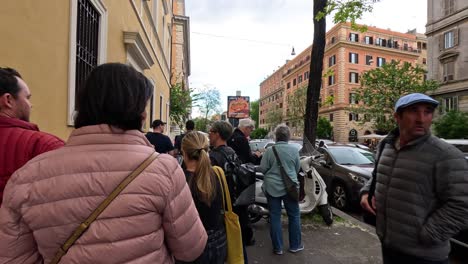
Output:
top-left (313, 144), bottom-right (374, 211)
top-left (442, 139), bottom-right (468, 251)
top-left (249, 139), bottom-right (273, 153)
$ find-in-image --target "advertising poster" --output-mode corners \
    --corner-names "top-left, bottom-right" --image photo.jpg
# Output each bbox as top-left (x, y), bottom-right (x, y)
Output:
top-left (227, 96), bottom-right (250, 118)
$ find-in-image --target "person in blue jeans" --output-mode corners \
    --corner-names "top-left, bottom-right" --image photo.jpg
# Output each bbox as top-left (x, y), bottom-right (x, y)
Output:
top-left (259, 124), bottom-right (303, 255)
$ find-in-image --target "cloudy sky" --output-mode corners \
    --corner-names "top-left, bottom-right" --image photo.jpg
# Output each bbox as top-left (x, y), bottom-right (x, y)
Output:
top-left (185, 0), bottom-right (427, 116)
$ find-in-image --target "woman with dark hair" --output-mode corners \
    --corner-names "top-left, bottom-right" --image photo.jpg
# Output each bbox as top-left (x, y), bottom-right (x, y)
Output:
top-left (178, 131), bottom-right (227, 264)
top-left (0, 63), bottom-right (207, 263)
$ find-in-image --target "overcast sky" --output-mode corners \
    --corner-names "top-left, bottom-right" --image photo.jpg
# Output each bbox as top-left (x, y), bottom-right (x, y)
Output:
top-left (185, 0), bottom-right (427, 116)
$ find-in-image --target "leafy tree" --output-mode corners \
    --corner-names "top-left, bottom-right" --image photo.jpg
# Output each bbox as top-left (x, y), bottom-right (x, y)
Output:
top-left (251, 128), bottom-right (269, 139)
top-left (304, 0), bottom-right (378, 147)
top-left (265, 107), bottom-right (283, 130)
top-left (194, 116), bottom-right (209, 132)
top-left (192, 87), bottom-right (221, 131)
top-left (352, 60), bottom-right (439, 133)
top-left (250, 100), bottom-right (260, 128)
top-left (317, 117), bottom-right (333, 139)
top-left (287, 85), bottom-right (307, 131)
top-left (169, 83), bottom-right (193, 129)
top-left (434, 111), bottom-right (468, 139)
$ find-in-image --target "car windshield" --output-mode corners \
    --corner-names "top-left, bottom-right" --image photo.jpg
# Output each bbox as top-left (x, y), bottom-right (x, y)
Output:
top-left (328, 147), bottom-right (374, 165)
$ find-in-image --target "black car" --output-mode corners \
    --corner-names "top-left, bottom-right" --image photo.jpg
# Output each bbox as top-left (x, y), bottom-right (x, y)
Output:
top-left (313, 144), bottom-right (374, 211)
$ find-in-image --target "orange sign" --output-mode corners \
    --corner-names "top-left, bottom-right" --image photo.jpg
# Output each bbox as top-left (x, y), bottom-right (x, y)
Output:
top-left (228, 96), bottom-right (250, 118)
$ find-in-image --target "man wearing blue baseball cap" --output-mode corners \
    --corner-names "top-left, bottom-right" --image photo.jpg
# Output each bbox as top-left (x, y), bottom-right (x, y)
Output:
top-left (360, 93), bottom-right (468, 264)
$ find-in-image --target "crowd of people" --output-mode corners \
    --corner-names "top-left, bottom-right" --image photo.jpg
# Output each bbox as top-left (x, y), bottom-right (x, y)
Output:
top-left (0, 63), bottom-right (467, 264)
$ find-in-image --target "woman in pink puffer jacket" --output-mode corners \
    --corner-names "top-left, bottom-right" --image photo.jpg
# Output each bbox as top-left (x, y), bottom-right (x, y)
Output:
top-left (0, 63), bottom-right (207, 264)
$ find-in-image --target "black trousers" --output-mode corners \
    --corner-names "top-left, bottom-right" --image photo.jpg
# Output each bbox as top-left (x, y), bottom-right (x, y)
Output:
top-left (382, 246), bottom-right (449, 264)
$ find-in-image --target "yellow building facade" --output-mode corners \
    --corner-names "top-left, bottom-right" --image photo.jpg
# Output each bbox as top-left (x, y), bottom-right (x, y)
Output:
top-left (0, 0), bottom-right (175, 140)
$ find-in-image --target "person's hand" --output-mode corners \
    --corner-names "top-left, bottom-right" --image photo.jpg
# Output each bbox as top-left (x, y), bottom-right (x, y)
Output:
top-left (360, 194), bottom-right (376, 215)
top-left (254, 151), bottom-right (262, 157)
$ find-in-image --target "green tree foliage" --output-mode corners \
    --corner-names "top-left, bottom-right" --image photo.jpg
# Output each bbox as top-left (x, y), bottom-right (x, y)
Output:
top-left (434, 111), bottom-right (468, 139)
top-left (265, 107), bottom-right (283, 129)
top-left (194, 117), bottom-right (209, 132)
top-left (169, 83), bottom-right (193, 128)
top-left (353, 60), bottom-right (439, 133)
top-left (287, 85), bottom-right (307, 130)
top-left (251, 128), bottom-right (269, 139)
top-left (192, 87), bottom-right (221, 132)
top-left (250, 100), bottom-right (260, 128)
top-left (317, 117), bottom-right (333, 139)
top-left (304, 0), bottom-right (378, 147)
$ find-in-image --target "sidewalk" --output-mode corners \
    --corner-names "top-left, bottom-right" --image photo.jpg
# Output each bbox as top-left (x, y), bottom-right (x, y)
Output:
top-left (246, 207), bottom-right (383, 264)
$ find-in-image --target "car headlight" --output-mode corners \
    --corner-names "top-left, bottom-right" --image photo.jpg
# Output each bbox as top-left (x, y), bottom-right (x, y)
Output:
top-left (349, 172), bottom-right (366, 184)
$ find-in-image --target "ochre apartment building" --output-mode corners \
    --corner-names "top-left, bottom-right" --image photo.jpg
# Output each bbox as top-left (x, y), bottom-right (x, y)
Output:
top-left (259, 23), bottom-right (427, 142)
top-left (0, 0), bottom-right (182, 140)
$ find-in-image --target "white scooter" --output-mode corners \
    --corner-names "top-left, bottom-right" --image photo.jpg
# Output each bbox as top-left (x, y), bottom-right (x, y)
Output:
top-left (239, 153), bottom-right (333, 225)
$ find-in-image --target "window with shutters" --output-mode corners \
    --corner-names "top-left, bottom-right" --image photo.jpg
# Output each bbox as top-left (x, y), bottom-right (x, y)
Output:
top-left (366, 55), bottom-right (373, 65)
top-left (349, 33), bottom-right (359, 42)
top-left (328, 75), bottom-right (335, 86)
top-left (349, 53), bottom-right (358, 64)
top-left (298, 75), bottom-right (303, 83)
top-left (444, 0), bottom-right (455, 16)
top-left (349, 93), bottom-right (358, 104)
top-left (443, 61), bottom-right (455, 82)
top-left (287, 82), bottom-right (291, 89)
top-left (444, 96), bottom-right (458, 112)
top-left (377, 57), bottom-right (386, 67)
top-left (349, 72), bottom-right (359, 84)
top-left (349, 113), bottom-right (359, 121)
top-left (440, 29), bottom-right (459, 50)
top-left (329, 113), bottom-right (334, 122)
top-left (304, 71), bottom-right (309, 80)
top-left (329, 55), bottom-right (336, 67)
top-left (293, 78), bottom-right (296, 86)
top-left (364, 36), bottom-right (373, 45)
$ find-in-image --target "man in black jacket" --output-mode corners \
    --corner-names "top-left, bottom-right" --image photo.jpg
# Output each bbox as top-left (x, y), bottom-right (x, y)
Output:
top-left (209, 121), bottom-right (253, 263)
top-left (228, 118), bottom-right (261, 165)
top-left (174, 120), bottom-right (194, 155)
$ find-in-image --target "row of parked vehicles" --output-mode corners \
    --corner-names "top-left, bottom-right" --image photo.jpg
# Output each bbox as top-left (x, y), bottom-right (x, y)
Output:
top-left (249, 137), bottom-right (468, 251)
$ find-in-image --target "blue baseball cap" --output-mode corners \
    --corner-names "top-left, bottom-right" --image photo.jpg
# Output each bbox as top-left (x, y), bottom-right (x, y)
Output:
top-left (394, 93), bottom-right (439, 112)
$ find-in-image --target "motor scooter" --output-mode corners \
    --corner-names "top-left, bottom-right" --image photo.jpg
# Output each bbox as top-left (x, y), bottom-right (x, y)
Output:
top-left (237, 153), bottom-right (333, 225)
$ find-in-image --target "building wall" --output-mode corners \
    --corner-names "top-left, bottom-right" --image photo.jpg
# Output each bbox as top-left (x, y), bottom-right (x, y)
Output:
top-left (426, 0), bottom-right (468, 114)
top-left (0, 0), bottom-right (174, 139)
top-left (258, 23), bottom-right (426, 142)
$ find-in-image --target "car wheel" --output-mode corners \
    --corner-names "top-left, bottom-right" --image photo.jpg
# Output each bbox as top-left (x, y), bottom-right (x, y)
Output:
top-left (330, 181), bottom-right (349, 211)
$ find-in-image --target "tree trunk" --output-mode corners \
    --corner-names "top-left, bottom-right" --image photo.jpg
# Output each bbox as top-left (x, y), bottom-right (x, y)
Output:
top-left (304, 0), bottom-right (327, 147)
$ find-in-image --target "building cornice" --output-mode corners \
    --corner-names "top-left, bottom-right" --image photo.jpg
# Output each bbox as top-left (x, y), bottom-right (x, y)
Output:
top-left (426, 7), bottom-right (468, 35)
top-left (260, 87), bottom-right (285, 101)
top-left (124, 31), bottom-right (155, 70)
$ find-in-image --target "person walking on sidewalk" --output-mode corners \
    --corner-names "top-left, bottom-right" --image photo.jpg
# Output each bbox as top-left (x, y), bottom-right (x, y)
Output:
top-left (360, 93), bottom-right (468, 264)
top-left (0, 63), bottom-right (207, 263)
top-left (259, 124), bottom-right (303, 255)
top-left (0, 67), bottom-right (64, 206)
top-left (178, 131), bottom-right (227, 264)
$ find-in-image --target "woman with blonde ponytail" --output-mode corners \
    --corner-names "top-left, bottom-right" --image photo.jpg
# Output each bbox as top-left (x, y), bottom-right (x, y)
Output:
top-left (177, 131), bottom-right (227, 264)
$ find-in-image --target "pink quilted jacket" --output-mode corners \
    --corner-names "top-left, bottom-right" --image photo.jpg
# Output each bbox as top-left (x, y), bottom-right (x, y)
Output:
top-left (0, 125), bottom-right (207, 264)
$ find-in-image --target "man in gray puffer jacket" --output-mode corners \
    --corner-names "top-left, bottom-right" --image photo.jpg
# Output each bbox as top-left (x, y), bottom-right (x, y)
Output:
top-left (360, 93), bottom-right (468, 264)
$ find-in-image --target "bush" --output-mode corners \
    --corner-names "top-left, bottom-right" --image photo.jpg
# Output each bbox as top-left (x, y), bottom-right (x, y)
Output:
top-left (434, 111), bottom-right (468, 139)
top-left (250, 128), bottom-right (269, 139)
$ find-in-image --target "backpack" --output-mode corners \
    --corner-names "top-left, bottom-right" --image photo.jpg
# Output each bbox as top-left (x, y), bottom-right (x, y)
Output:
top-left (216, 148), bottom-right (256, 205)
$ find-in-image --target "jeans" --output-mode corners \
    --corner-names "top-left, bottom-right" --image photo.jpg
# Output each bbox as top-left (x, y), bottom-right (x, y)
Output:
top-left (266, 193), bottom-right (301, 251)
top-left (176, 228), bottom-right (227, 264)
top-left (382, 246), bottom-right (449, 264)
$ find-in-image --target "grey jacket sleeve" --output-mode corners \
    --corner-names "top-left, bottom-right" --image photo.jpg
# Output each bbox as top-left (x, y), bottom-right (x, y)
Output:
top-left (419, 151), bottom-right (468, 245)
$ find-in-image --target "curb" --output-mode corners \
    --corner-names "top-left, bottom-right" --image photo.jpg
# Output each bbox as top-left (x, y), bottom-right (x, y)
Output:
top-left (331, 206), bottom-right (376, 232)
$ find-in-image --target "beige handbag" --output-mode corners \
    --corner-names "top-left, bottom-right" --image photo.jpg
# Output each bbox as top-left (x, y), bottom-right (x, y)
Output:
top-left (49, 152), bottom-right (159, 264)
